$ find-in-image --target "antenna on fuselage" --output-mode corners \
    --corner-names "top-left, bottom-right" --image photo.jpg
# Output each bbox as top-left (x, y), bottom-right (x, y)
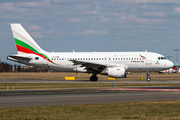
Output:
top-left (145, 50), bottom-right (147, 52)
top-left (72, 50), bottom-right (75, 53)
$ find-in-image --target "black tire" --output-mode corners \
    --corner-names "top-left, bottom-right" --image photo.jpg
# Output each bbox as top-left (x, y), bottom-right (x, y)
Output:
top-left (90, 76), bottom-right (98, 81)
top-left (95, 76), bottom-right (98, 81)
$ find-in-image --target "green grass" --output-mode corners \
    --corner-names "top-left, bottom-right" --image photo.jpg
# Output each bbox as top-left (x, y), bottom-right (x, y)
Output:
top-left (0, 101), bottom-right (180, 120)
top-left (1, 83), bottom-right (180, 90)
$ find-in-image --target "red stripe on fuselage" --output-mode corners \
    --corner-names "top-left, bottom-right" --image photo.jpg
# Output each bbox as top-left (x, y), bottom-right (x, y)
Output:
top-left (16, 45), bottom-right (53, 63)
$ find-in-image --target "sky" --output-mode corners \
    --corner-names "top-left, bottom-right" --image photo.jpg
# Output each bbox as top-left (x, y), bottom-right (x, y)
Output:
top-left (1, 0), bottom-right (180, 65)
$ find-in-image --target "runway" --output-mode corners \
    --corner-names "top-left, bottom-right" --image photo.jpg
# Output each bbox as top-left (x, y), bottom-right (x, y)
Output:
top-left (1, 78), bottom-right (180, 83)
top-left (1, 87), bottom-right (180, 108)
top-left (1, 78), bottom-right (180, 108)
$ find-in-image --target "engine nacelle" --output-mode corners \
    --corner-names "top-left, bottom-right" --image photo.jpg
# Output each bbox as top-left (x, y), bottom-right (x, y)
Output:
top-left (107, 67), bottom-right (126, 78)
top-left (73, 67), bottom-right (87, 73)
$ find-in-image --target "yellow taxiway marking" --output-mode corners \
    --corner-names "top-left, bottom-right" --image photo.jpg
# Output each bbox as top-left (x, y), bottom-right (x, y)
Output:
top-left (64, 77), bottom-right (75, 80)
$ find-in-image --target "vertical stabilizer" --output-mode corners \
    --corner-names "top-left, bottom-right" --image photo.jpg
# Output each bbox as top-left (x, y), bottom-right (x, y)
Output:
top-left (10, 23), bottom-right (45, 54)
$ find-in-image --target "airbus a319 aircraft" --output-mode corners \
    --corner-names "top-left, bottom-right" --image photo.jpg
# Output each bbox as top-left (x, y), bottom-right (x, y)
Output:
top-left (7, 24), bottom-right (174, 81)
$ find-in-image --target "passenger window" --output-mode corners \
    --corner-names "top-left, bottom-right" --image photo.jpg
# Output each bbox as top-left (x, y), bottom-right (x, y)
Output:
top-left (35, 57), bottom-right (39, 60)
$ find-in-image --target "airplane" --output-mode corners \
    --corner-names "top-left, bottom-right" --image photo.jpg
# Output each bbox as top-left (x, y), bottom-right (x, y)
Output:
top-left (7, 23), bottom-right (174, 81)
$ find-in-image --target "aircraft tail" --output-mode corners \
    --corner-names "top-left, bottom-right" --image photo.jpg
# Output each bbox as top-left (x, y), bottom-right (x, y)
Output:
top-left (10, 23), bottom-right (46, 54)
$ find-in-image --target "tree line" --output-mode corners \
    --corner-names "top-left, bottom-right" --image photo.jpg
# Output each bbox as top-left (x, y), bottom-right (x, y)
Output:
top-left (0, 62), bottom-right (48, 72)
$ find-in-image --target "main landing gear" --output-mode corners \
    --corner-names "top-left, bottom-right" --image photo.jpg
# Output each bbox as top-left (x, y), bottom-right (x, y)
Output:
top-left (146, 71), bottom-right (151, 82)
top-left (90, 74), bottom-right (98, 81)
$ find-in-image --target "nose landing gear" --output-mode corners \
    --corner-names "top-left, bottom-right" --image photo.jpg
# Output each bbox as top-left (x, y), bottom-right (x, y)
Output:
top-left (146, 71), bottom-right (151, 82)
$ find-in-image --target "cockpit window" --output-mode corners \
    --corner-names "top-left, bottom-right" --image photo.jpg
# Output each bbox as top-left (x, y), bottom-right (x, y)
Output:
top-left (158, 57), bottom-right (166, 60)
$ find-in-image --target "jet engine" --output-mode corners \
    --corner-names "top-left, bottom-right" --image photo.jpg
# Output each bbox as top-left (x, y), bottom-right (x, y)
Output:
top-left (107, 67), bottom-right (126, 78)
top-left (73, 67), bottom-right (87, 73)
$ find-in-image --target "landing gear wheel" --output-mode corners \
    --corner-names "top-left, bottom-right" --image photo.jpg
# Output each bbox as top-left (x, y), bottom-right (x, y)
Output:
top-left (147, 77), bottom-right (151, 82)
top-left (90, 76), bottom-right (98, 81)
top-left (146, 71), bottom-right (151, 82)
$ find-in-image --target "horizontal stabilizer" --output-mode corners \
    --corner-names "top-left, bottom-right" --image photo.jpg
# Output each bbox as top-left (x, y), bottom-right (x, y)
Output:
top-left (7, 54), bottom-right (32, 62)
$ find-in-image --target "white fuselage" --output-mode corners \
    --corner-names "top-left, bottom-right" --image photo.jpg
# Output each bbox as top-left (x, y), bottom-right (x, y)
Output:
top-left (26, 51), bottom-right (173, 73)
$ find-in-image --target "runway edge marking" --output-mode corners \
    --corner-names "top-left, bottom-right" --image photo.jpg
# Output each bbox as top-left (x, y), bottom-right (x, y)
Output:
top-left (98, 88), bottom-right (180, 92)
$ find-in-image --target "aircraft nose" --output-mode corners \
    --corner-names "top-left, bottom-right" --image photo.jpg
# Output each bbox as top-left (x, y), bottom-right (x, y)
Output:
top-left (168, 61), bottom-right (174, 68)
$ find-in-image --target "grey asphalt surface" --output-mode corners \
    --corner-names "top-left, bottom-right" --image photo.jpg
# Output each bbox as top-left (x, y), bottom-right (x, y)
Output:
top-left (0, 78), bottom-right (180, 108)
top-left (1, 78), bottom-right (180, 83)
top-left (0, 87), bottom-right (180, 108)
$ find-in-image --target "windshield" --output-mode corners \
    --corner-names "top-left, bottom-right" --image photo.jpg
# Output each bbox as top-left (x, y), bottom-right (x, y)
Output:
top-left (158, 57), bottom-right (167, 60)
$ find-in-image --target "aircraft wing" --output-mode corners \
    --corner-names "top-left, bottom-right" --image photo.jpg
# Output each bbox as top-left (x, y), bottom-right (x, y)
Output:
top-left (70, 60), bottom-right (107, 68)
top-left (69, 60), bottom-right (108, 73)
top-left (70, 60), bottom-right (128, 72)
